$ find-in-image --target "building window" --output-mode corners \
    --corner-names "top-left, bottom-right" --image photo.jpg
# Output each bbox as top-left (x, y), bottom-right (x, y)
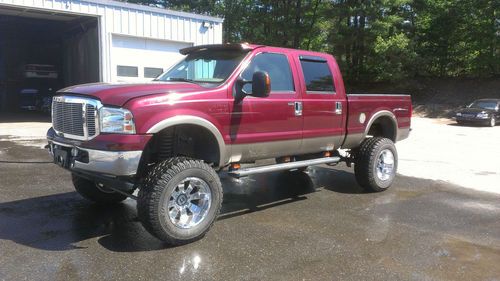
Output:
top-left (117, 65), bottom-right (138, 77)
top-left (144, 67), bottom-right (163, 78)
top-left (299, 58), bottom-right (335, 93)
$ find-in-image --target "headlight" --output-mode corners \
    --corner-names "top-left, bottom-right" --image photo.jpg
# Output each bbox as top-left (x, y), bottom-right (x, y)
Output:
top-left (99, 107), bottom-right (136, 134)
top-left (456, 112), bottom-right (462, 116)
top-left (476, 112), bottom-right (489, 119)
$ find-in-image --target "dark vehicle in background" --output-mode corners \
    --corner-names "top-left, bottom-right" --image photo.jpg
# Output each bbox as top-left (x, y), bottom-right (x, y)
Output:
top-left (455, 99), bottom-right (500, 127)
top-left (19, 64), bottom-right (59, 113)
top-left (19, 88), bottom-right (38, 110)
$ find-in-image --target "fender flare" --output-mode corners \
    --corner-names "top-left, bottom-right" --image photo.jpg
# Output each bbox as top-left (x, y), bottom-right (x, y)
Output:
top-left (147, 115), bottom-right (227, 167)
top-left (363, 110), bottom-right (398, 141)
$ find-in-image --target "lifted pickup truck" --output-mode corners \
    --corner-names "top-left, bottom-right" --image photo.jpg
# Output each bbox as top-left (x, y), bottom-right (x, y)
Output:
top-left (47, 43), bottom-right (411, 244)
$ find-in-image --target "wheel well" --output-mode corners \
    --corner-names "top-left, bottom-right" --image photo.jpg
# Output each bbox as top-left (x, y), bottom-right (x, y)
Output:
top-left (367, 116), bottom-right (397, 141)
top-left (139, 125), bottom-right (220, 175)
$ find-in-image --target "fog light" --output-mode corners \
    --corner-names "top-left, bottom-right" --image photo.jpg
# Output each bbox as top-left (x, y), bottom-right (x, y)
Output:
top-left (71, 147), bottom-right (79, 157)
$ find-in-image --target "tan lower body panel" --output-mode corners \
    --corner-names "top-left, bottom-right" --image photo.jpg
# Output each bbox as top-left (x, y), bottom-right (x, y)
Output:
top-left (228, 135), bottom-right (344, 163)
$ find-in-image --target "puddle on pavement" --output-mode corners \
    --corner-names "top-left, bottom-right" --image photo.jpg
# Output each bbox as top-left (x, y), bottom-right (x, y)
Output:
top-left (430, 237), bottom-right (500, 280)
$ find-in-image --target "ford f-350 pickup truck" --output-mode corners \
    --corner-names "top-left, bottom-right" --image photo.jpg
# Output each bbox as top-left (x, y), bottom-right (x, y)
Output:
top-left (47, 43), bottom-right (411, 244)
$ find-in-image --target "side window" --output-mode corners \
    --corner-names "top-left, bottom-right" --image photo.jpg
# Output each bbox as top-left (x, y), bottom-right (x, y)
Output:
top-left (241, 53), bottom-right (294, 93)
top-left (299, 57), bottom-right (335, 93)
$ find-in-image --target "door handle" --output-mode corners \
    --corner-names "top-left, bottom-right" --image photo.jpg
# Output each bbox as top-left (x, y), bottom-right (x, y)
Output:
top-left (288, 101), bottom-right (302, 116)
top-left (335, 102), bottom-right (342, 115)
top-left (295, 101), bottom-right (302, 116)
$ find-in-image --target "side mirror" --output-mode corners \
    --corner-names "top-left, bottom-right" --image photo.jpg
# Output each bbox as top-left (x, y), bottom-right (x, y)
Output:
top-left (250, 71), bottom-right (271, 98)
top-left (235, 71), bottom-right (271, 102)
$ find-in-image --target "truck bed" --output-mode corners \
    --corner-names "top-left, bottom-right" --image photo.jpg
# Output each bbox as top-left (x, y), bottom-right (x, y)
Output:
top-left (342, 94), bottom-right (412, 149)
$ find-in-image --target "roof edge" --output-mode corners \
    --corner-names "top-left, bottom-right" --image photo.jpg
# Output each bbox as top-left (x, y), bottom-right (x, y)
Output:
top-left (82, 0), bottom-right (223, 23)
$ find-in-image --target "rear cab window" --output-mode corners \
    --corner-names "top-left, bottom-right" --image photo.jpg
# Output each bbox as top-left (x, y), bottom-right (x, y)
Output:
top-left (299, 55), bottom-right (335, 94)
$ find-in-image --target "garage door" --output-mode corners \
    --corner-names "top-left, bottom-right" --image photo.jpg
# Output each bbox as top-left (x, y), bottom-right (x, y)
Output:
top-left (111, 35), bottom-right (192, 82)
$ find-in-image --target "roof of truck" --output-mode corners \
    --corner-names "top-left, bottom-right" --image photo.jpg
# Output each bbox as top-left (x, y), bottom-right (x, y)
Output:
top-left (179, 43), bottom-right (335, 61)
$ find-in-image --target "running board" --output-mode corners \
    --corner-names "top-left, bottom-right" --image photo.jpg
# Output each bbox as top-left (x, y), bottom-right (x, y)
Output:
top-left (228, 157), bottom-right (341, 178)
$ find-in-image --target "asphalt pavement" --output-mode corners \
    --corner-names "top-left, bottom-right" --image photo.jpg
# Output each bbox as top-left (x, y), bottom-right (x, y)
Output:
top-left (1, 139), bottom-right (500, 281)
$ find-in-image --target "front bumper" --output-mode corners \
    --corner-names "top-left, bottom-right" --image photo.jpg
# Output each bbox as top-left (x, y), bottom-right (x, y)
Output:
top-left (455, 116), bottom-right (489, 123)
top-left (47, 128), bottom-right (149, 177)
top-left (48, 141), bottom-right (142, 176)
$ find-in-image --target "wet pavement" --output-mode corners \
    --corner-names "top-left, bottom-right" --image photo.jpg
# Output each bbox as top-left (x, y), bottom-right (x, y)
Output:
top-left (1, 140), bottom-right (500, 281)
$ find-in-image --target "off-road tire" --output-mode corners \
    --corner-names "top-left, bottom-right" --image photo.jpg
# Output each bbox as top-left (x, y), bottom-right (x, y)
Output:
top-left (354, 137), bottom-right (398, 192)
top-left (72, 174), bottom-right (128, 203)
top-left (137, 157), bottom-right (223, 245)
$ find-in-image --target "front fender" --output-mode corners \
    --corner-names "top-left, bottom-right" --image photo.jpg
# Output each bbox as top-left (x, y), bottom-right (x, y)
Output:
top-left (146, 115), bottom-right (228, 167)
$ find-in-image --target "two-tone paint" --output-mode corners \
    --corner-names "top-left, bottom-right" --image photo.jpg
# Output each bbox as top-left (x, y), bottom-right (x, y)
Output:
top-left (52, 44), bottom-right (412, 172)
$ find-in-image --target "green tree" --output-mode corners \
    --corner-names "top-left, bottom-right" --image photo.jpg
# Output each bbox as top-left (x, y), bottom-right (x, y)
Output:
top-left (122, 0), bottom-right (500, 82)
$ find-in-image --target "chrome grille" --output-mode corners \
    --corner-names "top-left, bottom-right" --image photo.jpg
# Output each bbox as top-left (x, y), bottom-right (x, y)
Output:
top-left (86, 104), bottom-right (97, 136)
top-left (52, 96), bottom-right (100, 140)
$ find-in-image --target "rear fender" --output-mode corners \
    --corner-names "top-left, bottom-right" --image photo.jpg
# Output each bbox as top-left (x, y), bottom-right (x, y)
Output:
top-left (364, 110), bottom-right (398, 141)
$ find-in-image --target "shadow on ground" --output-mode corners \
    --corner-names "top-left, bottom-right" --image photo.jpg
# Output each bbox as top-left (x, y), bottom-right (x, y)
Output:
top-left (0, 111), bottom-right (51, 123)
top-left (0, 168), bottom-right (363, 252)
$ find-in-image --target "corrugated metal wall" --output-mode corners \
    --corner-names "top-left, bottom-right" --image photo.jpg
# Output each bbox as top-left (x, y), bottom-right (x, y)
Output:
top-left (0, 0), bottom-right (223, 82)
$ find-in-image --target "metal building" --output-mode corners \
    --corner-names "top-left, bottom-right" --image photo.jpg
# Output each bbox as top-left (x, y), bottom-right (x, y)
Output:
top-left (0, 0), bottom-right (223, 111)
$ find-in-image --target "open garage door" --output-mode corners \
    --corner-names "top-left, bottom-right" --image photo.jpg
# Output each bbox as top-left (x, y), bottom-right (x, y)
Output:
top-left (112, 35), bottom-right (192, 82)
top-left (0, 5), bottom-right (99, 113)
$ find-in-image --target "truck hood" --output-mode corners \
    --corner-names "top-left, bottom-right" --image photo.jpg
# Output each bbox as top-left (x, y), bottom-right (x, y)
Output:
top-left (58, 82), bottom-right (205, 106)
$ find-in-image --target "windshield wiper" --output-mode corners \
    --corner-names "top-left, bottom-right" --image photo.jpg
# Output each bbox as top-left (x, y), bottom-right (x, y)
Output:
top-left (164, 77), bottom-right (198, 84)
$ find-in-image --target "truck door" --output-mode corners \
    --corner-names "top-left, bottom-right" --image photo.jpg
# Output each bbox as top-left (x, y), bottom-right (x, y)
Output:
top-left (228, 51), bottom-right (302, 162)
top-left (295, 55), bottom-right (346, 153)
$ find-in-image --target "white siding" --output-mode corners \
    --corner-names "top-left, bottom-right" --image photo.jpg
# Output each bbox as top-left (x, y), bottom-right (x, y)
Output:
top-left (0, 0), bottom-right (223, 82)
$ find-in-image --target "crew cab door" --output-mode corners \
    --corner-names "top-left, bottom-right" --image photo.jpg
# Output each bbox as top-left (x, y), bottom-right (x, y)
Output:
top-left (228, 50), bottom-right (302, 162)
top-left (295, 55), bottom-right (346, 153)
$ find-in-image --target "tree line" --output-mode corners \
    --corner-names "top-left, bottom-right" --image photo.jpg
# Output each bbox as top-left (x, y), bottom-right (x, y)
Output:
top-left (125, 0), bottom-right (499, 83)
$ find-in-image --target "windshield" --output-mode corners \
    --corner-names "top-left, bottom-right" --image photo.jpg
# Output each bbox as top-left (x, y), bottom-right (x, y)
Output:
top-left (469, 101), bottom-right (497, 110)
top-left (156, 49), bottom-right (248, 85)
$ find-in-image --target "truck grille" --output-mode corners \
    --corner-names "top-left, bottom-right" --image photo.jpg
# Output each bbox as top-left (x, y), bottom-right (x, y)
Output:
top-left (52, 96), bottom-right (100, 140)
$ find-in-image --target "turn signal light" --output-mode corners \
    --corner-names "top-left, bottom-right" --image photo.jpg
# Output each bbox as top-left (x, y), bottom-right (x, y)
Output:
top-left (231, 163), bottom-right (241, 170)
top-left (324, 151), bottom-right (331, 157)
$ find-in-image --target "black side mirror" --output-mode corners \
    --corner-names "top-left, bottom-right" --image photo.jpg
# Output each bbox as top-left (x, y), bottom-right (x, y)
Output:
top-left (250, 71), bottom-right (271, 98)
top-left (235, 71), bottom-right (271, 102)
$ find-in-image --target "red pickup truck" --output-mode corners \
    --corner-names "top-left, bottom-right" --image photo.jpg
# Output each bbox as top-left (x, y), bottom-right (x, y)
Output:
top-left (47, 43), bottom-right (411, 244)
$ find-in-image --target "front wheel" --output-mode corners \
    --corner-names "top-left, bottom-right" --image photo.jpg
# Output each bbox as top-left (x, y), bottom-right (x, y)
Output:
top-left (354, 137), bottom-right (398, 192)
top-left (137, 157), bottom-right (223, 245)
top-left (489, 117), bottom-right (496, 127)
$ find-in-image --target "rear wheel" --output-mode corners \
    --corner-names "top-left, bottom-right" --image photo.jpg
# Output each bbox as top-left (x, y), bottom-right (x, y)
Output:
top-left (137, 157), bottom-right (223, 245)
top-left (354, 137), bottom-right (398, 192)
top-left (72, 174), bottom-right (128, 203)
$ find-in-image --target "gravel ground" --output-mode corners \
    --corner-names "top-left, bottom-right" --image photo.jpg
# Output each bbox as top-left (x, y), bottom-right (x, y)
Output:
top-left (397, 117), bottom-right (500, 194)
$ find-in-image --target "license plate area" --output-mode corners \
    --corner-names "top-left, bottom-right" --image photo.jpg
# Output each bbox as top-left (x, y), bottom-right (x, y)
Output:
top-left (53, 145), bottom-right (71, 169)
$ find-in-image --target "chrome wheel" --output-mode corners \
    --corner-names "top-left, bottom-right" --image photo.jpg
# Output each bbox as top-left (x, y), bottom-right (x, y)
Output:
top-left (166, 177), bottom-right (212, 229)
top-left (376, 149), bottom-right (395, 181)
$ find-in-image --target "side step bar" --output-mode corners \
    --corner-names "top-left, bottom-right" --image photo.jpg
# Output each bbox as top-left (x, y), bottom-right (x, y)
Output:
top-left (228, 157), bottom-right (341, 178)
